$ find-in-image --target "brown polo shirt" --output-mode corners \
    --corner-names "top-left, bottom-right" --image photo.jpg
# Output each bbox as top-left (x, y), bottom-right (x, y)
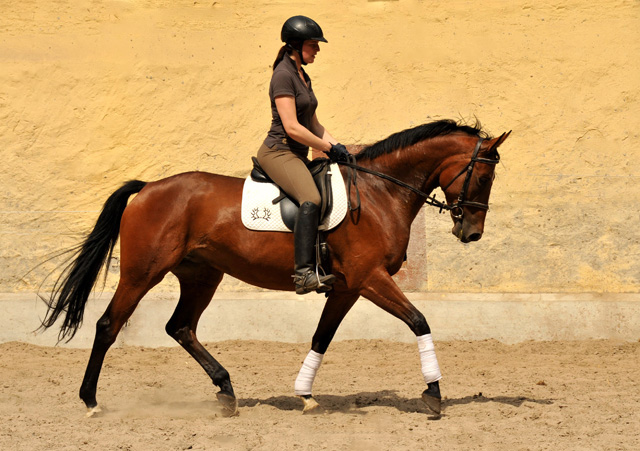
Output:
top-left (263, 56), bottom-right (319, 157)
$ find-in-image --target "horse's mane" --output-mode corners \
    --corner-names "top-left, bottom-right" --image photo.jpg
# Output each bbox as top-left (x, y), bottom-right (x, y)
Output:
top-left (356, 119), bottom-right (490, 161)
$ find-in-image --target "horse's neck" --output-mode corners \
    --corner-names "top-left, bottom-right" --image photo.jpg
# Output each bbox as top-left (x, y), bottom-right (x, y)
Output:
top-left (360, 142), bottom-right (447, 200)
top-left (357, 137), bottom-right (471, 223)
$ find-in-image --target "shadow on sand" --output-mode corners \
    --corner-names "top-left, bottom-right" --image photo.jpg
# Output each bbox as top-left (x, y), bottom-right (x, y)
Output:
top-left (444, 393), bottom-right (555, 408)
top-left (239, 390), bottom-right (554, 416)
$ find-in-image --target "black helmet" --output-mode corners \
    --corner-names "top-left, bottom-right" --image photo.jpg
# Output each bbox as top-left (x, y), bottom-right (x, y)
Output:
top-left (281, 16), bottom-right (328, 44)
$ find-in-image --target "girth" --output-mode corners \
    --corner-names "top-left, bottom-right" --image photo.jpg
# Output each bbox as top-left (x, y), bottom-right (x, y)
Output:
top-left (250, 157), bottom-right (334, 229)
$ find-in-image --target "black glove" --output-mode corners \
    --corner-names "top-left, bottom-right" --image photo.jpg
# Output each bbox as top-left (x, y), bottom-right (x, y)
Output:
top-left (327, 143), bottom-right (350, 162)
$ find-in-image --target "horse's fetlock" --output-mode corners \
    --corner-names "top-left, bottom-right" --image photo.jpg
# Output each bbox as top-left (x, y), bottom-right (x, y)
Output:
top-left (213, 369), bottom-right (231, 388)
top-left (79, 386), bottom-right (97, 408)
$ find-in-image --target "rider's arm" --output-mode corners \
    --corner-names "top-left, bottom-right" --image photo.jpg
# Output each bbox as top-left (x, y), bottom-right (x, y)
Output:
top-left (309, 113), bottom-right (338, 147)
top-left (275, 96), bottom-right (332, 152)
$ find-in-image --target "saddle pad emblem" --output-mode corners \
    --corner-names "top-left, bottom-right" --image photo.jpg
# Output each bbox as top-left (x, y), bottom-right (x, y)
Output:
top-left (241, 163), bottom-right (348, 232)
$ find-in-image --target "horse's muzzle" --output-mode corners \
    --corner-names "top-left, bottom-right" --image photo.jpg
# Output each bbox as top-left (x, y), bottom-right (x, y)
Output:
top-left (452, 221), bottom-right (483, 243)
top-left (462, 232), bottom-right (483, 243)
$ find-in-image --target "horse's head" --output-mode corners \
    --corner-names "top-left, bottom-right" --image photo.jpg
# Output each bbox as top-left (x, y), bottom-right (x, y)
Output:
top-left (439, 131), bottom-right (510, 243)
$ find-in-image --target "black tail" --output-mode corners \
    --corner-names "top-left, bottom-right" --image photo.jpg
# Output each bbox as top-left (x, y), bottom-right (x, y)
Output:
top-left (39, 180), bottom-right (147, 342)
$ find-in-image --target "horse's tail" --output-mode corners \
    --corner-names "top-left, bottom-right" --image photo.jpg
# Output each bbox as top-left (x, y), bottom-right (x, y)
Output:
top-left (39, 180), bottom-right (147, 342)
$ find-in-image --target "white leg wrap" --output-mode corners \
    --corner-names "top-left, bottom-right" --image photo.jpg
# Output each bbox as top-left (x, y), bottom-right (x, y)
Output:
top-left (417, 334), bottom-right (442, 383)
top-left (294, 350), bottom-right (323, 396)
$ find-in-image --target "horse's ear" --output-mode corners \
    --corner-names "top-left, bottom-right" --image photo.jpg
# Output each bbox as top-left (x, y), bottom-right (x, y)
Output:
top-left (487, 130), bottom-right (511, 152)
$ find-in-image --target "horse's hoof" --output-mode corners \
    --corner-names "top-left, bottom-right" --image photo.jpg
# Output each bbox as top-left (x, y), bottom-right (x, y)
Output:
top-left (421, 392), bottom-right (441, 415)
top-left (85, 405), bottom-right (103, 418)
top-left (216, 391), bottom-right (239, 417)
top-left (299, 395), bottom-right (321, 414)
top-left (422, 385), bottom-right (442, 415)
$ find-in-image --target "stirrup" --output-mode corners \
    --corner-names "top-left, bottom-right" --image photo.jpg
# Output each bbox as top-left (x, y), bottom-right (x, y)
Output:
top-left (294, 270), bottom-right (336, 295)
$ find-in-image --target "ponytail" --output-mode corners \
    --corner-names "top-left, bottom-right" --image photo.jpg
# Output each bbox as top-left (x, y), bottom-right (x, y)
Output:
top-left (272, 41), bottom-right (303, 70)
top-left (272, 45), bottom-right (289, 71)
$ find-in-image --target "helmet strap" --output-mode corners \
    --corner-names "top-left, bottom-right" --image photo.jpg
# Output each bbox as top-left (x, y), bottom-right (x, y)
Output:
top-left (286, 42), bottom-right (307, 66)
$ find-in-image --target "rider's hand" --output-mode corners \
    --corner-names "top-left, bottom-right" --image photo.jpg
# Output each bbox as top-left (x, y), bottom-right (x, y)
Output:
top-left (327, 143), bottom-right (350, 162)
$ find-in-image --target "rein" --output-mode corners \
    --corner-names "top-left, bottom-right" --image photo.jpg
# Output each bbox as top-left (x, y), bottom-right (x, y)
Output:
top-left (337, 137), bottom-right (500, 219)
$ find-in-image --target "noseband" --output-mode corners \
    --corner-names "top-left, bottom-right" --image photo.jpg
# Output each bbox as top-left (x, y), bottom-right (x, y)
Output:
top-left (337, 137), bottom-right (500, 218)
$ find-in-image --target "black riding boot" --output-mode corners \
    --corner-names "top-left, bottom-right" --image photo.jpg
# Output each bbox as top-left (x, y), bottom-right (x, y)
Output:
top-left (293, 202), bottom-right (336, 294)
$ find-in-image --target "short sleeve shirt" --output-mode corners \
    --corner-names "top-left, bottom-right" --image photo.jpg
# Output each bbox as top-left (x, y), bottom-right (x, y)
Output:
top-left (264, 56), bottom-right (319, 156)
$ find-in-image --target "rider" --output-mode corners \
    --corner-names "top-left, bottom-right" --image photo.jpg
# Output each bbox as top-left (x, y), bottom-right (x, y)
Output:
top-left (256, 15), bottom-right (349, 295)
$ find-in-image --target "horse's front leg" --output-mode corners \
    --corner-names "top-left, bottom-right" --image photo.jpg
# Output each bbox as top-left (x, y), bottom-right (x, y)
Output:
top-left (294, 290), bottom-right (359, 413)
top-left (360, 269), bottom-right (442, 415)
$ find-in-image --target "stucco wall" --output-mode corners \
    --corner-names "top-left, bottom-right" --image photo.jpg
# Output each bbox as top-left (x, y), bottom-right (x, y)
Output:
top-left (1, 0), bottom-right (638, 294)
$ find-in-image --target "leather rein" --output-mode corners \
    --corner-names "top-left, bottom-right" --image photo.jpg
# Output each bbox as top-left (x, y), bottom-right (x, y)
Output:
top-left (336, 137), bottom-right (500, 219)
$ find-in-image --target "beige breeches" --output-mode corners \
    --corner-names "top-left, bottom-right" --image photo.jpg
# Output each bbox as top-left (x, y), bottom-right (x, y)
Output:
top-left (256, 143), bottom-right (321, 207)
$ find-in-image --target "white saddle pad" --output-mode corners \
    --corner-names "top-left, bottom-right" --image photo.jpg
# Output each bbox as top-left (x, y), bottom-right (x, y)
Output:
top-left (241, 163), bottom-right (348, 232)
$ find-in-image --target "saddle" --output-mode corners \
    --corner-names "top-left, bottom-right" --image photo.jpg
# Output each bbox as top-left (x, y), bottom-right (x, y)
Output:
top-left (249, 157), bottom-right (334, 231)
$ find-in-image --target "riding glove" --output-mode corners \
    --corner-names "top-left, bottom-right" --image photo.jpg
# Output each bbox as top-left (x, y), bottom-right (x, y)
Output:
top-left (327, 143), bottom-right (350, 162)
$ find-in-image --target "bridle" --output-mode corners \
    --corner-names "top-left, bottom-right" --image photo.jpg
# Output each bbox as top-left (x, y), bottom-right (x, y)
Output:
top-left (336, 137), bottom-right (500, 220)
top-left (439, 137), bottom-right (500, 219)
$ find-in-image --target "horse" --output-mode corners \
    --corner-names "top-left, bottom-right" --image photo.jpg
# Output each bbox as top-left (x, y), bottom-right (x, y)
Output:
top-left (40, 119), bottom-right (510, 417)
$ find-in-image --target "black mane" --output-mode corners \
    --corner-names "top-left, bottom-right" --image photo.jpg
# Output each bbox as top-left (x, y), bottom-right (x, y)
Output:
top-left (356, 119), bottom-right (489, 160)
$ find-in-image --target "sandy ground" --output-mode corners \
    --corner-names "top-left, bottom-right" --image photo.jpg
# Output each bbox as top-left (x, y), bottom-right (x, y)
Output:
top-left (1, 339), bottom-right (638, 451)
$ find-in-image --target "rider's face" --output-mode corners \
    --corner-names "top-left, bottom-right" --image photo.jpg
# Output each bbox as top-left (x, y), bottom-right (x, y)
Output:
top-left (302, 40), bottom-right (320, 64)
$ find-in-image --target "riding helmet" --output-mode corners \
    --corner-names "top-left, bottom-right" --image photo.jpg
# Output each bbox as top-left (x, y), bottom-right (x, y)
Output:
top-left (281, 16), bottom-right (328, 44)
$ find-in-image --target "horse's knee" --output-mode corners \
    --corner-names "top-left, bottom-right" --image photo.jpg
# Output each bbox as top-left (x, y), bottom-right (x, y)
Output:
top-left (408, 311), bottom-right (431, 336)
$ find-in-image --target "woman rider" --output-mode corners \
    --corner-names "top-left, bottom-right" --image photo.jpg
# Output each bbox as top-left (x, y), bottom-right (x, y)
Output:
top-left (257, 16), bottom-right (350, 295)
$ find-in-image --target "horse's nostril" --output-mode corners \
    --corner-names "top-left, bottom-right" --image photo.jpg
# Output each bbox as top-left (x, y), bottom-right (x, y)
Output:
top-left (467, 232), bottom-right (482, 242)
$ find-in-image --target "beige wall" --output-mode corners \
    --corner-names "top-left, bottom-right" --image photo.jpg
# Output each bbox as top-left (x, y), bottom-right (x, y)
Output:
top-left (1, 0), bottom-right (638, 294)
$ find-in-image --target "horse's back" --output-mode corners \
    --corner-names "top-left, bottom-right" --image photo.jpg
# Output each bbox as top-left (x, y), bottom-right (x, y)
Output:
top-left (128, 171), bottom-right (242, 208)
top-left (147, 170), bottom-right (243, 192)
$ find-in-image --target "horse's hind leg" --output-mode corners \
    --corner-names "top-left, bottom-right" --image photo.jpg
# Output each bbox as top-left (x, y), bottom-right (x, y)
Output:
top-left (165, 268), bottom-right (238, 416)
top-left (79, 278), bottom-right (159, 416)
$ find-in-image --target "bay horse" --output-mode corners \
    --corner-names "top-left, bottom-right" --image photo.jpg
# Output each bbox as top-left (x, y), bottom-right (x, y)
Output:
top-left (40, 119), bottom-right (510, 417)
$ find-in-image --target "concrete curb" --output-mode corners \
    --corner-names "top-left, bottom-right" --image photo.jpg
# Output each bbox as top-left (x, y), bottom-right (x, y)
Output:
top-left (2, 292), bottom-right (638, 348)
